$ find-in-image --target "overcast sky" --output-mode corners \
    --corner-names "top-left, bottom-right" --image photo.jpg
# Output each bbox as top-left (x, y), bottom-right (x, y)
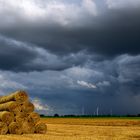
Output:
top-left (0, 0), bottom-right (140, 115)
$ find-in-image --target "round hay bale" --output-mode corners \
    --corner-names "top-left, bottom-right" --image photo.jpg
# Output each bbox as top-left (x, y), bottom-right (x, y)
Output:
top-left (22, 121), bottom-right (35, 134)
top-left (21, 101), bottom-right (34, 113)
top-left (0, 111), bottom-right (14, 125)
top-left (14, 90), bottom-right (28, 103)
top-left (0, 101), bottom-right (21, 114)
top-left (8, 122), bottom-right (22, 134)
top-left (0, 122), bottom-right (8, 135)
top-left (15, 112), bottom-right (28, 126)
top-left (28, 112), bottom-right (40, 124)
top-left (35, 122), bottom-right (47, 134)
top-left (0, 90), bottom-right (28, 104)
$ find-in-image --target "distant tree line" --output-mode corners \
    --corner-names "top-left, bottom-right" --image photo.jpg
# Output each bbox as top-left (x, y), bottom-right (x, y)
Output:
top-left (40, 113), bottom-right (140, 118)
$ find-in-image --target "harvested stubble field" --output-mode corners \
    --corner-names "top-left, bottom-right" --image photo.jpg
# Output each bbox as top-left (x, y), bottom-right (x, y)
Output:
top-left (0, 117), bottom-right (140, 140)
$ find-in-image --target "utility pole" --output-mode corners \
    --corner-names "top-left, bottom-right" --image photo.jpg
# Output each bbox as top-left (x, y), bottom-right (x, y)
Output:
top-left (82, 107), bottom-right (85, 116)
top-left (97, 107), bottom-right (99, 116)
top-left (110, 109), bottom-right (112, 116)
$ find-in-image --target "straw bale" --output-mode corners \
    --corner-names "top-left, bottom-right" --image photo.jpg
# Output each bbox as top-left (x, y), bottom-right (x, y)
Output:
top-left (0, 122), bottom-right (8, 135)
top-left (22, 121), bottom-right (35, 134)
top-left (15, 112), bottom-right (28, 126)
top-left (21, 101), bottom-right (34, 113)
top-left (0, 101), bottom-right (21, 114)
top-left (35, 122), bottom-right (47, 134)
top-left (0, 90), bottom-right (28, 104)
top-left (0, 111), bottom-right (14, 125)
top-left (8, 122), bottom-right (22, 134)
top-left (0, 90), bottom-right (48, 135)
top-left (28, 112), bottom-right (40, 124)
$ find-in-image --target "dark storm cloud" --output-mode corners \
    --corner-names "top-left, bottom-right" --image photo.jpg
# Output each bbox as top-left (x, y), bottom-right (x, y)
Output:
top-left (0, 0), bottom-right (139, 72)
top-left (0, 35), bottom-right (89, 72)
top-left (0, 35), bottom-right (37, 71)
top-left (0, 0), bottom-right (140, 57)
top-left (0, 0), bottom-right (140, 115)
top-left (0, 53), bottom-right (139, 115)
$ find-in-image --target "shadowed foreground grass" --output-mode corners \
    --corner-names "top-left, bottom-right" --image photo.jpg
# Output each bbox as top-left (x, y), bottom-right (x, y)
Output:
top-left (0, 118), bottom-right (140, 140)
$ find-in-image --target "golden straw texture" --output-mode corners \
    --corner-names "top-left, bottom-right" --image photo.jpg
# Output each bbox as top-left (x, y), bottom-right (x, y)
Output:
top-left (28, 112), bottom-right (40, 124)
top-left (0, 101), bottom-right (21, 114)
top-left (0, 90), bottom-right (28, 104)
top-left (21, 101), bottom-right (34, 113)
top-left (0, 122), bottom-right (8, 135)
top-left (0, 111), bottom-right (14, 125)
top-left (22, 121), bottom-right (35, 134)
top-left (8, 122), bottom-right (22, 134)
top-left (0, 90), bottom-right (47, 135)
top-left (15, 112), bottom-right (28, 126)
top-left (35, 122), bottom-right (47, 134)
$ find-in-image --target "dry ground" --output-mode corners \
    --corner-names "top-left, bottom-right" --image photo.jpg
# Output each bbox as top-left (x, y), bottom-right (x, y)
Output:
top-left (0, 118), bottom-right (140, 140)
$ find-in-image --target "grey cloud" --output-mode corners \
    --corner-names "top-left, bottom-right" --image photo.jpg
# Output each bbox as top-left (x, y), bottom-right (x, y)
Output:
top-left (0, 35), bottom-right (89, 72)
top-left (77, 80), bottom-right (97, 89)
top-left (0, 0), bottom-right (140, 115)
top-left (11, 52), bottom-right (140, 115)
top-left (0, 53), bottom-right (139, 115)
top-left (0, 0), bottom-right (140, 57)
top-left (106, 0), bottom-right (140, 9)
top-left (116, 55), bottom-right (140, 83)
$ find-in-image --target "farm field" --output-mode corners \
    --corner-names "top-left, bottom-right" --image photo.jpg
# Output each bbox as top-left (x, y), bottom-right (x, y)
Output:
top-left (0, 118), bottom-right (140, 140)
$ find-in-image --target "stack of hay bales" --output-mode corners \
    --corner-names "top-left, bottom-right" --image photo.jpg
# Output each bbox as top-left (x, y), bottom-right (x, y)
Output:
top-left (0, 90), bottom-right (47, 135)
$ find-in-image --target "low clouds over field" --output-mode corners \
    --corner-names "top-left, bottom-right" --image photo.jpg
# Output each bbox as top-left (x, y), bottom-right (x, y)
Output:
top-left (0, 0), bottom-right (140, 115)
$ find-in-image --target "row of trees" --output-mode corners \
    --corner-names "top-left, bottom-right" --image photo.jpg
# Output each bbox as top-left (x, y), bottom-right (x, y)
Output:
top-left (40, 114), bottom-right (140, 118)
